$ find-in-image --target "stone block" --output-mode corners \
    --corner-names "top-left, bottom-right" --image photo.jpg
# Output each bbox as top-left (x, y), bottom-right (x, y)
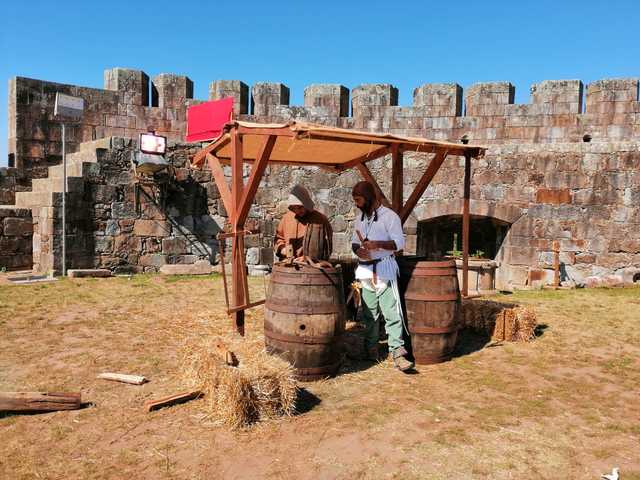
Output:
top-left (535, 188), bottom-right (572, 205)
top-left (133, 220), bottom-right (170, 237)
top-left (159, 259), bottom-right (214, 275)
top-left (94, 235), bottom-right (113, 253)
top-left (68, 269), bottom-right (112, 278)
top-left (162, 237), bottom-right (188, 255)
top-left (3, 217), bottom-right (33, 236)
top-left (139, 254), bottom-right (168, 267)
top-left (246, 246), bottom-right (260, 265)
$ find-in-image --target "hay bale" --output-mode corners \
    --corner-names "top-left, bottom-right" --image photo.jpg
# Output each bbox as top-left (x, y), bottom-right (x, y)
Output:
top-left (182, 337), bottom-right (297, 428)
top-left (460, 300), bottom-right (537, 342)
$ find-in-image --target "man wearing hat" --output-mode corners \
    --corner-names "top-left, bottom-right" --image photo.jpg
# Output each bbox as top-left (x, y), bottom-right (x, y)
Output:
top-left (351, 180), bottom-right (414, 372)
top-left (274, 184), bottom-right (332, 261)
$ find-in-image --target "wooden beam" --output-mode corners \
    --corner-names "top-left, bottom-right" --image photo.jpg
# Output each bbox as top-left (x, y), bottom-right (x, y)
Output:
top-left (399, 150), bottom-right (448, 224)
top-left (144, 390), bottom-right (202, 412)
top-left (391, 144), bottom-right (403, 214)
top-left (355, 163), bottom-right (392, 209)
top-left (334, 145), bottom-right (391, 171)
top-left (298, 133), bottom-right (391, 146)
top-left (206, 153), bottom-right (232, 216)
top-left (0, 392), bottom-right (82, 413)
top-left (230, 130), bottom-right (245, 335)
top-left (192, 135), bottom-right (230, 167)
top-left (462, 153), bottom-right (471, 297)
top-left (235, 135), bottom-right (276, 227)
top-left (237, 126), bottom-right (295, 137)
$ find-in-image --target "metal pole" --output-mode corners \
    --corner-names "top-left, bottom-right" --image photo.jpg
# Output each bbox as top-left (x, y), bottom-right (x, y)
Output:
top-left (462, 152), bottom-right (471, 297)
top-left (62, 123), bottom-right (67, 277)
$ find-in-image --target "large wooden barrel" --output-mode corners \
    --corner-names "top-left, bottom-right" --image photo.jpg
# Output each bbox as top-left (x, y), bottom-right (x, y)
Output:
top-left (264, 262), bottom-right (346, 381)
top-left (398, 257), bottom-right (460, 364)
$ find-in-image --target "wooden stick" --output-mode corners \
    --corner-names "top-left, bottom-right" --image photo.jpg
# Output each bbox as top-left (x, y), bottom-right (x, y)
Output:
top-left (144, 390), bottom-right (203, 413)
top-left (0, 392), bottom-right (82, 413)
top-left (213, 341), bottom-right (239, 366)
top-left (97, 373), bottom-right (148, 385)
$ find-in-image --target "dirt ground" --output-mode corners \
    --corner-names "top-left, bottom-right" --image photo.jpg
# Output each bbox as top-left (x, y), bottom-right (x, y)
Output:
top-left (1, 273), bottom-right (639, 480)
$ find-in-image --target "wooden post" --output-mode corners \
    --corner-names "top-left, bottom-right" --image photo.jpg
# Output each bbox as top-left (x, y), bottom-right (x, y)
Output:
top-left (462, 152), bottom-right (471, 297)
top-left (391, 145), bottom-right (403, 214)
top-left (230, 130), bottom-right (245, 335)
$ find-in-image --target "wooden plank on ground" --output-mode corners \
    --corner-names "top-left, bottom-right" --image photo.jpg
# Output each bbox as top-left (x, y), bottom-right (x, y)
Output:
top-left (144, 390), bottom-right (203, 412)
top-left (0, 392), bottom-right (82, 413)
top-left (97, 373), bottom-right (148, 385)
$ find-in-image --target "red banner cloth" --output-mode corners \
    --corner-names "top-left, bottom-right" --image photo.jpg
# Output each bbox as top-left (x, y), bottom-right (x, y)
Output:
top-left (186, 97), bottom-right (234, 142)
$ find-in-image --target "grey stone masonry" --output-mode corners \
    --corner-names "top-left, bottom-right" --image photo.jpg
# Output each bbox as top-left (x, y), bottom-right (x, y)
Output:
top-left (0, 206), bottom-right (32, 271)
top-left (251, 82), bottom-right (290, 117)
top-left (304, 84), bottom-right (349, 117)
top-left (152, 74), bottom-right (194, 109)
top-left (104, 68), bottom-right (150, 106)
top-left (209, 80), bottom-right (249, 115)
top-left (413, 83), bottom-right (462, 117)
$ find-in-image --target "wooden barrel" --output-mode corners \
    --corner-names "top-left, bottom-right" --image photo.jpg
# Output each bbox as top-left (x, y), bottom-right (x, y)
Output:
top-left (264, 262), bottom-right (346, 381)
top-left (398, 257), bottom-right (460, 365)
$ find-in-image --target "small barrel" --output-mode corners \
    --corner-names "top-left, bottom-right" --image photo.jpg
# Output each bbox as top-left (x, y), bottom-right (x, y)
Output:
top-left (264, 262), bottom-right (346, 381)
top-left (398, 257), bottom-right (460, 364)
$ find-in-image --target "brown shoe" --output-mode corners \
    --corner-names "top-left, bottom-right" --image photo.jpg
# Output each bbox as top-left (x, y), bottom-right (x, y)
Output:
top-left (392, 348), bottom-right (415, 372)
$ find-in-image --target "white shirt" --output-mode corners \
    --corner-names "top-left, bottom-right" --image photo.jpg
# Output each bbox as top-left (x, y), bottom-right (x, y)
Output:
top-left (351, 205), bottom-right (405, 283)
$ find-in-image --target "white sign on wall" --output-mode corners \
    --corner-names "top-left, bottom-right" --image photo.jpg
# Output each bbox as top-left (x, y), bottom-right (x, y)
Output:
top-left (54, 93), bottom-right (84, 119)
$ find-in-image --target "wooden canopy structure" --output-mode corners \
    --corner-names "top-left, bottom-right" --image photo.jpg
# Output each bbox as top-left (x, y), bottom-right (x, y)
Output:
top-left (191, 121), bottom-right (487, 335)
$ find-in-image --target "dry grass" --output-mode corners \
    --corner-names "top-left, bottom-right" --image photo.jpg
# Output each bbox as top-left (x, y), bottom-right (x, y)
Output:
top-left (1, 273), bottom-right (639, 479)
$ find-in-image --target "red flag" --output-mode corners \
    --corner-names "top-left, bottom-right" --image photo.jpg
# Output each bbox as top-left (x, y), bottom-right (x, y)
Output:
top-left (186, 97), bottom-right (234, 142)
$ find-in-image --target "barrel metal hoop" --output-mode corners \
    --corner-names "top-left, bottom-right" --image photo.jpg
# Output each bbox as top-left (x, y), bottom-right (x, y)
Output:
top-left (414, 352), bottom-right (453, 364)
top-left (409, 325), bottom-right (458, 334)
top-left (264, 329), bottom-right (334, 345)
top-left (399, 260), bottom-right (456, 269)
top-left (266, 301), bottom-right (342, 314)
top-left (271, 273), bottom-right (339, 286)
top-left (403, 268), bottom-right (458, 277)
top-left (404, 292), bottom-right (460, 302)
top-left (295, 360), bottom-right (342, 376)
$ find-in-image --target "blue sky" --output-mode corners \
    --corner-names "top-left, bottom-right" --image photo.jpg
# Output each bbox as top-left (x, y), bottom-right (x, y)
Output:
top-left (1, 0), bottom-right (639, 167)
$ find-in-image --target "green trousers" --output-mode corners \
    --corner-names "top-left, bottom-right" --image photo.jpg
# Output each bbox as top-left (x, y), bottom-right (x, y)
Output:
top-left (361, 282), bottom-right (405, 352)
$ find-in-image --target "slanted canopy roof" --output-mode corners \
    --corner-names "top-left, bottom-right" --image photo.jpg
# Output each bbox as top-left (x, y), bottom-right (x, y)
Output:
top-left (191, 120), bottom-right (486, 170)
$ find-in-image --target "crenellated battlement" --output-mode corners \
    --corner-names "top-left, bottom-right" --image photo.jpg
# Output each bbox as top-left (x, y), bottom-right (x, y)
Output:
top-left (6, 67), bottom-right (640, 180)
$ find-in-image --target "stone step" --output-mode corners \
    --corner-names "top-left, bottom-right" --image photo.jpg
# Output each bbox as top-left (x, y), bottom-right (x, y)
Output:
top-left (15, 191), bottom-right (56, 208)
top-left (79, 137), bottom-right (112, 152)
top-left (48, 162), bottom-right (88, 179)
top-left (31, 176), bottom-right (85, 193)
top-left (65, 150), bottom-right (99, 164)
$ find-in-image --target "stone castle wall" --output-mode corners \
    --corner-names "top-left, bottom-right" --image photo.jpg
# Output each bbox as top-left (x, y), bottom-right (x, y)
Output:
top-left (7, 68), bottom-right (640, 180)
top-left (2, 67), bottom-right (640, 286)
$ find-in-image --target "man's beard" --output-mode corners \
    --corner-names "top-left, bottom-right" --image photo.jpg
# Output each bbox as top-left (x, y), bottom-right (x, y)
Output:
top-left (357, 199), bottom-right (374, 216)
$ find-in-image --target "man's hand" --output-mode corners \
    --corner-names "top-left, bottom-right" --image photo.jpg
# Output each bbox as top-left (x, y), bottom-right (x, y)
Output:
top-left (355, 247), bottom-right (372, 260)
top-left (362, 240), bottom-right (378, 250)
